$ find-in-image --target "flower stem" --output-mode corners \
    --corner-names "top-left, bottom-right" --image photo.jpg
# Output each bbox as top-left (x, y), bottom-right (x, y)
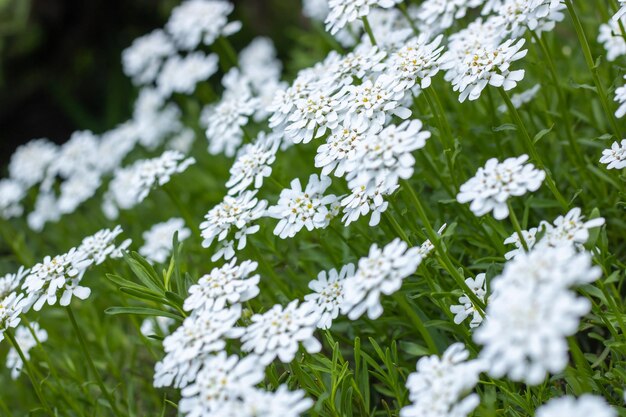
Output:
top-left (402, 180), bottom-right (485, 313)
top-left (506, 201), bottom-right (529, 252)
top-left (498, 88), bottom-right (569, 209)
top-left (66, 306), bottom-right (125, 417)
top-left (565, 0), bottom-right (622, 139)
top-left (361, 16), bottom-right (377, 46)
top-left (6, 329), bottom-right (54, 416)
top-left (392, 293), bottom-right (438, 354)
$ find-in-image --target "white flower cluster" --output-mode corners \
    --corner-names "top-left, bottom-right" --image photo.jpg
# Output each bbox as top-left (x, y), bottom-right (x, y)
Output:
top-left (267, 174), bottom-right (338, 239)
top-left (155, 256), bottom-right (313, 416)
top-left (400, 343), bottom-right (484, 417)
top-left (139, 218), bottom-right (192, 264)
top-left (475, 229), bottom-right (602, 384)
top-left (6, 322), bottom-right (48, 380)
top-left (103, 150), bottom-right (195, 219)
top-left (457, 155), bottom-right (545, 220)
top-left (325, 0), bottom-right (401, 35)
top-left (598, 17), bottom-right (626, 62)
top-left (535, 395), bottom-right (616, 417)
top-left (503, 207), bottom-right (605, 259)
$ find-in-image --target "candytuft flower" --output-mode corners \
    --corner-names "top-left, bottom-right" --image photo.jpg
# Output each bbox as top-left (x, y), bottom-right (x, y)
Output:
top-left (305, 264), bottom-right (355, 329)
top-left (600, 139), bottom-right (626, 170)
top-left (140, 218), bottom-right (191, 264)
top-left (457, 155), bottom-right (545, 220)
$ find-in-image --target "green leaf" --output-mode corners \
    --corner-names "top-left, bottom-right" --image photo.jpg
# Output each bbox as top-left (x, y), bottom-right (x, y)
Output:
top-left (105, 307), bottom-right (183, 321)
top-left (533, 124), bottom-right (554, 144)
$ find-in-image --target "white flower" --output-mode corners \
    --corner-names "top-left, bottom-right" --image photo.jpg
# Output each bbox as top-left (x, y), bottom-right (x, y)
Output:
top-left (492, 245), bottom-right (602, 295)
top-left (503, 227), bottom-right (538, 259)
top-left (6, 323), bottom-right (48, 380)
top-left (341, 181), bottom-right (395, 227)
top-left (133, 88), bottom-right (182, 150)
top-left (78, 225), bottom-right (131, 265)
top-left (165, 0), bottom-right (241, 50)
top-left (284, 85), bottom-right (346, 144)
top-left (497, 84), bottom-right (541, 112)
top-left (155, 307), bottom-right (242, 388)
top-left (615, 76), bottom-right (626, 118)
top-left (325, 44), bottom-right (386, 86)
top-left (22, 248), bottom-right (93, 311)
top-left (105, 150), bottom-right (195, 214)
top-left (178, 353), bottom-right (264, 417)
top-left (9, 138), bottom-right (58, 188)
top-left (325, 0), bottom-right (401, 35)
top-left (475, 284), bottom-right (589, 385)
top-left (203, 80), bottom-right (259, 157)
top-left (0, 179), bottom-right (25, 219)
top-left (492, 0), bottom-right (566, 39)
top-left (28, 192), bottom-right (61, 231)
top-left (184, 259), bottom-right (260, 314)
top-left (400, 343), bottom-right (484, 417)
top-left (219, 386), bottom-right (313, 417)
top-left (342, 238), bottom-right (423, 320)
top-left (122, 29), bottom-right (175, 85)
top-left (535, 395), bottom-right (616, 417)
top-left (441, 38), bottom-right (527, 103)
top-left (0, 292), bottom-right (25, 344)
top-left (598, 17), bottom-right (626, 62)
top-left (48, 130), bottom-right (100, 180)
top-left (57, 171), bottom-right (102, 215)
top-left (457, 155), bottom-right (545, 220)
top-left (386, 34), bottom-right (444, 92)
top-left (303, 0), bottom-right (330, 21)
top-left (0, 267), bottom-right (28, 299)
top-left (415, 0), bottom-right (484, 34)
top-left (200, 190), bottom-right (267, 261)
top-left (450, 274), bottom-right (487, 329)
top-left (600, 139), bottom-right (626, 169)
top-left (97, 122), bottom-right (140, 174)
top-left (540, 208), bottom-right (605, 249)
top-left (315, 124), bottom-right (368, 177)
top-left (347, 119), bottom-right (430, 191)
top-left (504, 208), bottom-right (605, 258)
top-left (267, 174), bottom-right (338, 239)
top-left (239, 37), bottom-right (282, 93)
top-left (240, 300), bottom-right (322, 365)
top-left (156, 52), bottom-right (219, 98)
top-left (140, 218), bottom-right (191, 264)
top-left (342, 74), bottom-right (412, 132)
top-left (226, 132), bottom-right (280, 195)
top-left (305, 264), bottom-right (355, 329)
top-left (140, 317), bottom-right (174, 337)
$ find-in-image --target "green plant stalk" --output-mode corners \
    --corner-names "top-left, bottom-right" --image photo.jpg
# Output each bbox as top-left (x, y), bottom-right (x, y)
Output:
top-left (498, 88), bottom-right (569, 209)
top-left (66, 306), bottom-right (125, 417)
top-left (565, 0), bottom-right (622, 139)
top-left (531, 32), bottom-right (590, 180)
top-left (361, 16), bottom-right (377, 46)
top-left (392, 293), bottom-right (438, 353)
top-left (215, 36), bottom-right (238, 69)
top-left (422, 88), bottom-right (459, 191)
top-left (6, 329), bottom-right (54, 416)
top-left (506, 201), bottom-right (529, 252)
top-left (402, 180), bottom-right (486, 313)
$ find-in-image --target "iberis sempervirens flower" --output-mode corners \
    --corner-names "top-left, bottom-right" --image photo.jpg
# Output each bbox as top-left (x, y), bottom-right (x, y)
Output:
top-left (457, 155), bottom-right (545, 220)
top-left (325, 0), bottom-right (402, 35)
top-left (600, 139), bottom-right (626, 170)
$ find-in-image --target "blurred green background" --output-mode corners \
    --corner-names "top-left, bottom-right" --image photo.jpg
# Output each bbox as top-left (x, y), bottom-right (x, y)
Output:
top-left (0, 0), bottom-right (306, 165)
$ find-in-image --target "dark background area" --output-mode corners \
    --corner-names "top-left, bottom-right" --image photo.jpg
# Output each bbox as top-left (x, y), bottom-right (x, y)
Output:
top-left (0, 0), bottom-right (304, 166)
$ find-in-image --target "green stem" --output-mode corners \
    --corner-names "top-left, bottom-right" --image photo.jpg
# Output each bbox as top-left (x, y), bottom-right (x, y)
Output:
top-left (361, 16), bottom-right (377, 46)
top-left (215, 36), bottom-right (238, 70)
top-left (506, 201), bottom-right (529, 252)
top-left (66, 306), bottom-right (125, 417)
top-left (498, 88), bottom-right (569, 209)
top-left (392, 293), bottom-right (438, 353)
top-left (6, 330), bottom-right (54, 416)
top-left (565, 0), bottom-right (622, 139)
top-left (402, 180), bottom-right (485, 313)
